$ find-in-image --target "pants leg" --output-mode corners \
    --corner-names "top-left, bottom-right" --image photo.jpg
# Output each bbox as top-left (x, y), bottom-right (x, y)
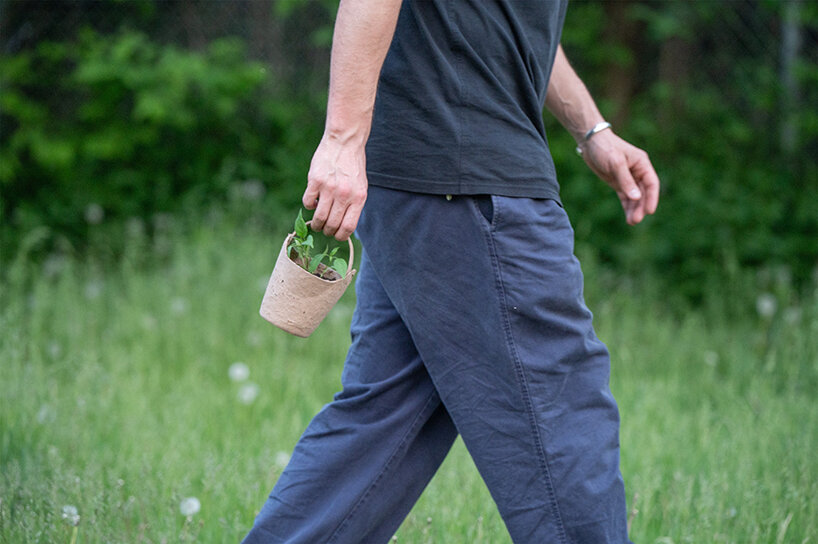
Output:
top-left (245, 185), bottom-right (630, 544)
top-left (242, 252), bottom-right (458, 544)
top-left (354, 187), bottom-right (631, 544)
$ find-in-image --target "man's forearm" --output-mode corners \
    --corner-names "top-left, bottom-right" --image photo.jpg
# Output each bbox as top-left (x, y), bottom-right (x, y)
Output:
top-left (302, 0), bottom-right (402, 240)
top-left (545, 45), bottom-right (606, 143)
top-left (325, 0), bottom-right (402, 143)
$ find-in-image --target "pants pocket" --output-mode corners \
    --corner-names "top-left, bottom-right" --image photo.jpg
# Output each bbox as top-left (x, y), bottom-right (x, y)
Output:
top-left (472, 195), bottom-right (494, 226)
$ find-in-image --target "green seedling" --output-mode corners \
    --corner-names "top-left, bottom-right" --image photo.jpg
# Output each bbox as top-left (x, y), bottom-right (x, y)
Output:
top-left (288, 210), bottom-right (348, 280)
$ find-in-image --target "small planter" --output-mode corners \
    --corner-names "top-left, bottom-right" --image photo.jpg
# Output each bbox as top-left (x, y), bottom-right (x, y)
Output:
top-left (259, 224), bottom-right (356, 337)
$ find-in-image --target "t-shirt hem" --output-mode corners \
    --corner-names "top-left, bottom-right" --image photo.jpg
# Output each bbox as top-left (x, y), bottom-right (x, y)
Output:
top-left (367, 170), bottom-right (561, 202)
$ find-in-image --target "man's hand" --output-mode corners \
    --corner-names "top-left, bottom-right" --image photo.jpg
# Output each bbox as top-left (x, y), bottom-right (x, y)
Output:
top-left (579, 130), bottom-right (660, 225)
top-left (303, 132), bottom-right (368, 241)
top-left (545, 45), bottom-right (660, 225)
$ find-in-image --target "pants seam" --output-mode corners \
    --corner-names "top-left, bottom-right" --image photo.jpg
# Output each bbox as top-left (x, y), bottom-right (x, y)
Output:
top-left (326, 389), bottom-right (440, 543)
top-left (479, 206), bottom-right (569, 544)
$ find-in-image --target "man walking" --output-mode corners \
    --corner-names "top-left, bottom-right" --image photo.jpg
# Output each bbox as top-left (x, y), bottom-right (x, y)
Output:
top-left (244, 0), bottom-right (659, 542)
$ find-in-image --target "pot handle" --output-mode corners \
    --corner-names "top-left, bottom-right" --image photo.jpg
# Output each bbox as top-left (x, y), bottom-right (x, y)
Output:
top-left (304, 220), bottom-right (355, 279)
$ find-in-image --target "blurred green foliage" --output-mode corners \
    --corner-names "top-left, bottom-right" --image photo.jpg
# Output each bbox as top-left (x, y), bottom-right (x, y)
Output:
top-left (1, 0), bottom-right (816, 299)
top-left (1, 25), bottom-right (320, 258)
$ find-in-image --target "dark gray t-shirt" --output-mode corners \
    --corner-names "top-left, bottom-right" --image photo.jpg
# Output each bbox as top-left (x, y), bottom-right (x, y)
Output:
top-left (366, 0), bottom-right (568, 199)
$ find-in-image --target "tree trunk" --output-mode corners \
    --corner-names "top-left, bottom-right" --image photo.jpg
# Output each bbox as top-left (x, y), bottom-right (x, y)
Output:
top-left (780, 0), bottom-right (803, 156)
top-left (602, 1), bottom-right (640, 127)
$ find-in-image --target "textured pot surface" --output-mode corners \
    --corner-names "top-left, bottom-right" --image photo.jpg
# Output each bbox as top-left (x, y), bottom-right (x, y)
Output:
top-left (259, 233), bottom-right (356, 337)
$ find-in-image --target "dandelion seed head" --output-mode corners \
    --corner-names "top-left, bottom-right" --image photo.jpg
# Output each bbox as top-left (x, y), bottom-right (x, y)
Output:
top-left (783, 307), bottom-right (802, 325)
top-left (329, 303), bottom-right (354, 324)
top-left (179, 496), bottom-right (201, 517)
top-left (240, 179), bottom-right (266, 201)
top-left (774, 265), bottom-right (792, 289)
top-left (48, 341), bottom-right (62, 359)
top-left (84, 281), bottom-right (103, 300)
top-left (238, 382), bottom-right (259, 404)
top-left (259, 275), bottom-right (272, 292)
top-left (274, 451), bottom-right (290, 469)
top-left (755, 293), bottom-right (777, 319)
top-left (62, 504), bottom-right (80, 526)
top-left (84, 203), bottom-right (104, 225)
top-left (141, 314), bottom-right (158, 330)
top-left (246, 331), bottom-right (262, 347)
top-left (152, 212), bottom-right (173, 231)
top-left (170, 297), bottom-right (188, 315)
top-left (36, 404), bottom-right (54, 424)
top-left (229, 362), bottom-right (250, 382)
top-left (43, 254), bottom-right (67, 278)
top-left (153, 235), bottom-right (172, 257)
top-left (126, 216), bottom-right (146, 237)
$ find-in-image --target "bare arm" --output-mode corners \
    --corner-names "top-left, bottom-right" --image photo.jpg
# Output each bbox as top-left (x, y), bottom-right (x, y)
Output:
top-left (303, 0), bottom-right (403, 240)
top-left (546, 45), bottom-right (660, 225)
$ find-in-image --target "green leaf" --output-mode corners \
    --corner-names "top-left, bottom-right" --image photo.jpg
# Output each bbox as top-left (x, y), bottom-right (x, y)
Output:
top-left (308, 253), bottom-right (324, 273)
top-left (332, 258), bottom-right (347, 278)
top-left (303, 234), bottom-right (314, 249)
top-left (294, 209), bottom-right (307, 239)
top-left (329, 246), bottom-right (339, 257)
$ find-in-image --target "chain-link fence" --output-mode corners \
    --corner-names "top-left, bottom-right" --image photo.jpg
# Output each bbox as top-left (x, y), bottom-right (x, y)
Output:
top-left (1, 0), bottom-right (336, 97)
top-left (2, 0), bottom-right (817, 291)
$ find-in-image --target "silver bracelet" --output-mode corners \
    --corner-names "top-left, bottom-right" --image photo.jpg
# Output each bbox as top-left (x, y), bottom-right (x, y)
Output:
top-left (575, 121), bottom-right (612, 156)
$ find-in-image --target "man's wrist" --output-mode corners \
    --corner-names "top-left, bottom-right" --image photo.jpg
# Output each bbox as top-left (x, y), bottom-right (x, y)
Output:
top-left (575, 121), bottom-right (612, 156)
top-left (324, 120), bottom-right (371, 146)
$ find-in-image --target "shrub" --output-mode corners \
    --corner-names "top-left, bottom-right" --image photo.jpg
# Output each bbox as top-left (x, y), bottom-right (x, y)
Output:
top-left (0, 29), bottom-right (317, 259)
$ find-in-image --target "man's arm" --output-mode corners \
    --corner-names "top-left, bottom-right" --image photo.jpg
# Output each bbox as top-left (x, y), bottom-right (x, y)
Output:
top-left (545, 45), bottom-right (660, 225)
top-left (303, 0), bottom-right (403, 240)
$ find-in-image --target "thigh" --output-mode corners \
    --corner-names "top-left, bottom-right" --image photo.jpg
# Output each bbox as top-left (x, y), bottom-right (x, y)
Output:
top-left (490, 196), bottom-right (627, 542)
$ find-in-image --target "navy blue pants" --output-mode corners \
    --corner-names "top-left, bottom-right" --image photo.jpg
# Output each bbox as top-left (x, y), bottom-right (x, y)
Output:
top-left (244, 187), bottom-right (630, 543)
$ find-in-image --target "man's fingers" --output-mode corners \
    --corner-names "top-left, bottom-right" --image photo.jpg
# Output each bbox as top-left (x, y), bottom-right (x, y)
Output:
top-left (334, 202), bottom-right (364, 241)
top-left (323, 191), bottom-right (367, 240)
top-left (641, 166), bottom-right (661, 215)
top-left (321, 200), bottom-right (348, 238)
top-left (617, 193), bottom-right (636, 225)
top-left (302, 177), bottom-right (366, 238)
top-left (310, 193), bottom-right (333, 231)
top-left (629, 150), bottom-right (660, 216)
top-left (617, 188), bottom-right (645, 225)
top-left (611, 157), bottom-right (641, 201)
top-left (302, 183), bottom-right (320, 210)
top-left (628, 201), bottom-right (644, 225)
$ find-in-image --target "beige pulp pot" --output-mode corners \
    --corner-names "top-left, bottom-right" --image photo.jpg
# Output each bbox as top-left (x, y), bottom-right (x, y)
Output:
top-left (259, 227), bottom-right (356, 337)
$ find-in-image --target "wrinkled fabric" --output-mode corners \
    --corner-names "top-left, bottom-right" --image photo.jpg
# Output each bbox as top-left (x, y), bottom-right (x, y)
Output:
top-left (367, 0), bottom-right (568, 198)
top-left (243, 186), bottom-right (631, 544)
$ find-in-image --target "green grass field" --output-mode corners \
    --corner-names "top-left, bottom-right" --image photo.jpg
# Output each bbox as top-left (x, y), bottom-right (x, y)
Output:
top-left (2, 218), bottom-right (816, 543)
